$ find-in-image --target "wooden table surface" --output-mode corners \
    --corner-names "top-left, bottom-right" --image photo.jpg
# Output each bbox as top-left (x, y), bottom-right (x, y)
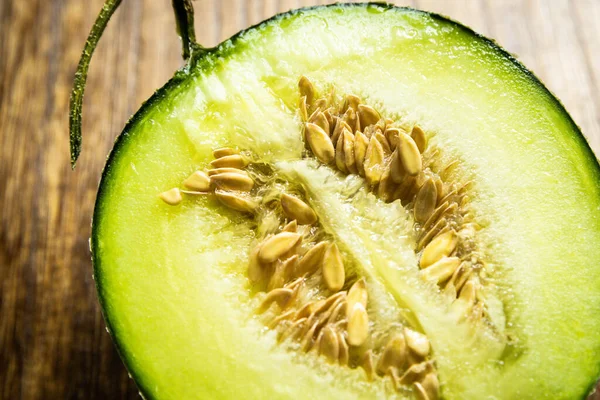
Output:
top-left (1, 0), bottom-right (599, 398)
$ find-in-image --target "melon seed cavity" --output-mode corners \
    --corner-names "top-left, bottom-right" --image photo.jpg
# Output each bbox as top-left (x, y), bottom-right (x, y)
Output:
top-left (157, 76), bottom-right (499, 400)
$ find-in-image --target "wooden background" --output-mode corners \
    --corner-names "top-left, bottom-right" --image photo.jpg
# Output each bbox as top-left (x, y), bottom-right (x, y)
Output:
top-left (1, 0), bottom-right (599, 398)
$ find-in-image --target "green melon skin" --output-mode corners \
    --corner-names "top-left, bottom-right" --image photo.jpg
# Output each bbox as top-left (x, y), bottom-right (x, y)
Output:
top-left (91, 4), bottom-right (600, 400)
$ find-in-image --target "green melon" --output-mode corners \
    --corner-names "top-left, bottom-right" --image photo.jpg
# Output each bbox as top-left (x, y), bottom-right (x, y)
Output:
top-left (71, 2), bottom-right (600, 399)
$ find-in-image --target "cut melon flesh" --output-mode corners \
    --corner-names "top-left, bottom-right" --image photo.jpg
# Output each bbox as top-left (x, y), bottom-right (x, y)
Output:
top-left (93, 5), bottom-right (600, 399)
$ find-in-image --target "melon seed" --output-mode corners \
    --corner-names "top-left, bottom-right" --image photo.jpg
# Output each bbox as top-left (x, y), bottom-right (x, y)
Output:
top-left (207, 167), bottom-right (248, 177)
top-left (210, 154), bottom-right (249, 169)
top-left (347, 278), bottom-right (368, 315)
top-left (397, 132), bottom-right (422, 176)
top-left (295, 241), bottom-right (329, 276)
top-left (318, 326), bottom-right (339, 363)
top-left (399, 361), bottom-right (434, 385)
top-left (420, 230), bottom-right (458, 268)
top-left (282, 220), bottom-right (298, 232)
top-left (404, 328), bottom-right (431, 358)
top-left (213, 147), bottom-right (239, 159)
top-left (343, 94), bottom-right (361, 113)
top-left (215, 190), bottom-right (257, 213)
top-left (414, 178), bottom-right (438, 224)
top-left (335, 131), bottom-right (349, 174)
top-left (258, 232), bottom-right (302, 264)
top-left (280, 194), bottom-right (317, 225)
top-left (210, 172), bottom-right (254, 192)
top-left (299, 95), bottom-right (308, 121)
top-left (358, 104), bottom-right (380, 128)
top-left (258, 288), bottom-right (294, 313)
top-left (364, 136), bottom-right (385, 185)
top-left (159, 188), bottom-right (183, 205)
top-left (305, 123), bottom-right (335, 164)
top-left (298, 76), bottom-right (315, 105)
top-left (322, 243), bottom-right (345, 292)
top-left (343, 129), bottom-right (357, 174)
top-left (411, 125), bottom-right (428, 153)
top-left (377, 333), bottom-right (407, 375)
top-left (354, 131), bottom-right (369, 176)
top-left (347, 302), bottom-right (369, 346)
top-left (420, 256), bottom-right (461, 283)
top-left (337, 331), bottom-right (349, 365)
top-left (183, 171), bottom-right (211, 192)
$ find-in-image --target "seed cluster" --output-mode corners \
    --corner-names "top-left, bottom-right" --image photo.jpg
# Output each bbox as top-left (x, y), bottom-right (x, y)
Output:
top-left (297, 76), bottom-right (488, 324)
top-left (156, 75), bottom-right (494, 400)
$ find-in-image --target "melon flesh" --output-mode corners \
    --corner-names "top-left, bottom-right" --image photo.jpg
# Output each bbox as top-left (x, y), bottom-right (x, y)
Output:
top-left (92, 5), bottom-right (600, 399)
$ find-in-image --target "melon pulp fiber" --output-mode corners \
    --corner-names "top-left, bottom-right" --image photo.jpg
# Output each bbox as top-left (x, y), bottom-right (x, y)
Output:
top-left (91, 4), bottom-right (600, 400)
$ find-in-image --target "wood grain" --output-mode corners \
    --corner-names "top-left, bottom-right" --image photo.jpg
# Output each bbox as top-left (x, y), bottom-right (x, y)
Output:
top-left (1, 1), bottom-right (598, 398)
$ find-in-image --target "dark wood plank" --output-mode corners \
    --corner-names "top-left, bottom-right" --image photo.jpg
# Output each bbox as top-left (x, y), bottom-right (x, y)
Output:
top-left (0, 1), bottom-right (598, 399)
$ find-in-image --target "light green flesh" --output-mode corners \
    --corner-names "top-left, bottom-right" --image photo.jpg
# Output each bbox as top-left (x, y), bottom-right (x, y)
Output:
top-left (93, 5), bottom-right (600, 400)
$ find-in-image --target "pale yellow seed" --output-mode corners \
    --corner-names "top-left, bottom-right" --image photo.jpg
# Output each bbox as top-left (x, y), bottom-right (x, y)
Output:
top-left (258, 288), bottom-right (294, 313)
top-left (417, 217), bottom-right (449, 251)
top-left (299, 95), bottom-right (308, 121)
top-left (258, 232), bottom-right (302, 264)
top-left (397, 132), bottom-right (422, 176)
top-left (337, 331), bottom-right (349, 365)
top-left (433, 176), bottom-right (445, 203)
top-left (268, 255), bottom-right (299, 291)
top-left (420, 373), bottom-right (440, 400)
top-left (210, 172), bottom-right (254, 192)
top-left (323, 243), bottom-right (345, 292)
top-left (344, 94), bottom-right (361, 112)
top-left (207, 167), bottom-right (247, 177)
top-left (280, 193), bottom-right (317, 225)
top-left (411, 125), bottom-right (428, 153)
top-left (247, 244), bottom-right (266, 283)
top-left (387, 367), bottom-right (402, 391)
top-left (300, 320), bottom-right (319, 352)
top-left (420, 256), bottom-right (461, 283)
top-left (449, 279), bottom-right (477, 318)
top-left (298, 76), bottom-right (315, 105)
top-left (335, 130), bottom-right (349, 174)
top-left (399, 362), bottom-right (434, 385)
top-left (364, 136), bottom-right (385, 185)
top-left (210, 154), bottom-right (249, 169)
top-left (312, 98), bottom-right (327, 114)
top-left (282, 220), bottom-right (298, 232)
top-left (390, 149), bottom-right (406, 184)
top-left (404, 328), bottom-right (431, 358)
top-left (295, 241), bottom-right (329, 276)
top-left (305, 123), bottom-right (335, 164)
top-left (413, 382), bottom-right (430, 400)
top-left (347, 302), bottom-right (369, 346)
top-left (213, 147), bottom-right (239, 159)
top-left (414, 178), bottom-right (438, 224)
top-left (342, 108), bottom-right (357, 133)
top-left (215, 190), bottom-right (257, 213)
top-left (385, 127), bottom-right (403, 150)
top-left (343, 129), bottom-right (357, 174)
top-left (377, 333), bottom-right (407, 374)
top-left (159, 188), bottom-right (183, 206)
top-left (310, 111), bottom-right (330, 134)
top-left (358, 104), bottom-right (380, 128)
top-left (279, 317), bottom-right (307, 343)
top-left (377, 163), bottom-right (396, 203)
top-left (323, 109), bottom-right (334, 132)
top-left (347, 278), bottom-right (368, 318)
top-left (374, 131), bottom-right (392, 155)
top-left (331, 119), bottom-right (350, 144)
top-left (354, 131), bottom-right (369, 176)
top-left (420, 230), bottom-right (458, 268)
top-left (318, 326), bottom-right (340, 363)
top-left (183, 171), bottom-right (210, 192)
top-left (362, 350), bottom-right (375, 381)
